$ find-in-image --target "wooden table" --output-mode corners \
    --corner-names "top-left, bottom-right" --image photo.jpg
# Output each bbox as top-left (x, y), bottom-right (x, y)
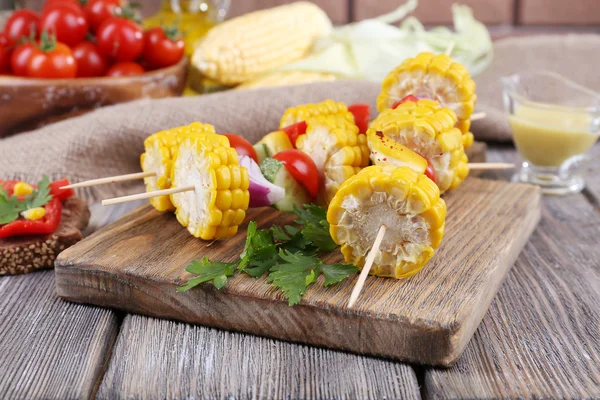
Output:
top-left (1, 144), bottom-right (599, 399)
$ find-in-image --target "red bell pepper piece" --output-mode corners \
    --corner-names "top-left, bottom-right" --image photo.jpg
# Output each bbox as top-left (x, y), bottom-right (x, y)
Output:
top-left (391, 94), bottom-right (419, 109)
top-left (348, 103), bottom-right (370, 134)
top-left (281, 121), bottom-right (307, 147)
top-left (49, 178), bottom-right (75, 200)
top-left (0, 197), bottom-right (62, 238)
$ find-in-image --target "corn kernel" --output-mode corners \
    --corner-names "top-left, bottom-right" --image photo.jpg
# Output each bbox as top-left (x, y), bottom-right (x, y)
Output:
top-left (21, 207), bottom-right (46, 221)
top-left (13, 182), bottom-right (33, 197)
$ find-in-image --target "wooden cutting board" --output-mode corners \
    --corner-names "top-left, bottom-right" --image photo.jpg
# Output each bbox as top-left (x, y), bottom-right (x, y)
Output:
top-left (55, 177), bottom-right (540, 367)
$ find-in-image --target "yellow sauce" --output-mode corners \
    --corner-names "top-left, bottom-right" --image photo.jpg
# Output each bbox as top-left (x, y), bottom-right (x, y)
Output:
top-left (144, 0), bottom-right (217, 56)
top-left (509, 105), bottom-right (599, 167)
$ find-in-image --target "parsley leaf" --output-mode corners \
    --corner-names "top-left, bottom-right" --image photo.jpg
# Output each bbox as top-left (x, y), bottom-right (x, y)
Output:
top-left (0, 176), bottom-right (53, 225)
top-left (267, 250), bottom-right (323, 306)
top-left (322, 263), bottom-right (359, 286)
top-left (177, 257), bottom-right (237, 292)
top-left (26, 176), bottom-right (52, 209)
top-left (292, 204), bottom-right (338, 252)
top-left (239, 221), bottom-right (277, 273)
top-left (0, 187), bottom-right (21, 224)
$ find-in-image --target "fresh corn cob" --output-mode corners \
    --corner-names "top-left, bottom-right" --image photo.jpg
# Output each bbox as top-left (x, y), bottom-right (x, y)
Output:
top-left (280, 99), bottom-right (355, 128)
top-left (295, 115), bottom-right (369, 204)
top-left (328, 165), bottom-right (446, 278)
top-left (191, 2), bottom-right (332, 86)
top-left (170, 135), bottom-right (250, 240)
top-left (377, 52), bottom-right (476, 148)
top-left (140, 123), bottom-right (218, 212)
top-left (237, 71), bottom-right (337, 90)
top-left (367, 129), bottom-right (428, 173)
top-left (369, 99), bottom-right (469, 193)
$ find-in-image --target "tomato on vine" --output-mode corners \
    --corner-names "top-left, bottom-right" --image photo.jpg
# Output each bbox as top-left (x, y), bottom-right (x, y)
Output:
top-left (39, 2), bottom-right (89, 47)
top-left (85, 0), bottom-right (122, 32)
top-left (3, 9), bottom-right (39, 45)
top-left (72, 42), bottom-right (108, 77)
top-left (0, 33), bottom-right (11, 74)
top-left (10, 42), bottom-right (37, 76)
top-left (143, 25), bottom-right (185, 69)
top-left (25, 31), bottom-right (77, 78)
top-left (105, 61), bottom-right (144, 77)
top-left (96, 17), bottom-right (144, 62)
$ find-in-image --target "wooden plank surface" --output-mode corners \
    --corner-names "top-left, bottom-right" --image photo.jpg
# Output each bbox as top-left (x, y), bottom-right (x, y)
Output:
top-left (519, 0), bottom-right (600, 25)
top-left (0, 271), bottom-right (119, 399)
top-left (97, 315), bottom-right (420, 400)
top-left (55, 177), bottom-right (540, 366)
top-left (424, 148), bottom-right (600, 398)
top-left (353, 0), bottom-right (514, 24)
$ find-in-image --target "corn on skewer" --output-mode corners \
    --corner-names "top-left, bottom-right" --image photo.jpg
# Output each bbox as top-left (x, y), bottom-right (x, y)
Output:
top-left (61, 172), bottom-right (156, 190)
top-left (470, 112), bottom-right (486, 121)
top-left (102, 186), bottom-right (195, 206)
top-left (347, 224), bottom-right (387, 308)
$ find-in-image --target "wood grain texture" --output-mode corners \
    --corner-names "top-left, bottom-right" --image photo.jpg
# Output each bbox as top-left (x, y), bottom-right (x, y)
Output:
top-left (55, 177), bottom-right (540, 366)
top-left (0, 271), bottom-right (118, 399)
top-left (353, 0), bottom-right (514, 24)
top-left (519, 0), bottom-right (600, 25)
top-left (424, 147), bottom-right (600, 398)
top-left (97, 315), bottom-right (420, 400)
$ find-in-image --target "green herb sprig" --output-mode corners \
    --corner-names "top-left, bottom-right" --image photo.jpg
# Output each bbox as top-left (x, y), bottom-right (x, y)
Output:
top-left (178, 205), bottom-right (359, 305)
top-left (0, 176), bottom-right (52, 225)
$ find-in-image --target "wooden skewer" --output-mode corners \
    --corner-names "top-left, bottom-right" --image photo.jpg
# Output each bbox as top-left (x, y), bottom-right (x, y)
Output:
top-left (444, 41), bottom-right (455, 56)
top-left (348, 225), bottom-right (387, 308)
top-left (470, 112), bottom-right (486, 121)
top-left (102, 186), bottom-right (195, 206)
top-left (61, 171), bottom-right (156, 189)
top-left (468, 163), bottom-right (514, 170)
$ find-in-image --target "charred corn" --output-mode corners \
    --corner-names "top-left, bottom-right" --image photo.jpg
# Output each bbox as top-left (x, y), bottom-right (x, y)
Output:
top-left (191, 2), bottom-right (332, 85)
top-left (280, 99), bottom-right (354, 128)
top-left (140, 123), bottom-right (218, 212)
top-left (327, 165), bottom-right (446, 279)
top-left (377, 52), bottom-right (476, 148)
top-left (369, 99), bottom-right (469, 193)
top-left (170, 135), bottom-right (249, 240)
top-left (237, 71), bottom-right (337, 90)
top-left (294, 115), bottom-right (369, 204)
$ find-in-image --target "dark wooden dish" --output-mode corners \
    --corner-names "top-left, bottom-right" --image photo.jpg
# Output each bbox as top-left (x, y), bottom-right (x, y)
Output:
top-left (0, 57), bottom-right (188, 136)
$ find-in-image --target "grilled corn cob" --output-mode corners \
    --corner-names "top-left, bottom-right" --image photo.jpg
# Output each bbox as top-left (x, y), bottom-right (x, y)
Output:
top-left (191, 2), bottom-right (332, 85)
top-left (237, 71), bottom-right (337, 90)
top-left (369, 99), bottom-right (469, 193)
top-left (170, 134), bottom-right (249, 240)
top-left (377, 52), bottom-right (476, 149)
top-left (140, 123), bottom-right (217, 212)
top-left (328, 165), bottom-right (446, 278)
top-left (294, 115), bottom-right (369, 204)
top-left (280, 99), bottom-right (354, 128)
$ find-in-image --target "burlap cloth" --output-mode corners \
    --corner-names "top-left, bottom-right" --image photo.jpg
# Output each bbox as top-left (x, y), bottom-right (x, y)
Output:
top-left (1, 34), bottom-right (598, 201)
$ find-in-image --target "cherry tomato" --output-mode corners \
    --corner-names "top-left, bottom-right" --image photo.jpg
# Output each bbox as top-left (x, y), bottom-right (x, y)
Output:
top-left (4, 10), bottom-right (39, 45)
top-left (222, 133), bottom-right (258, 163)
top-left (273, 149), bottom-right (319, 200)
top-left (0, 33), bottom-right (11, 74)
top-left (425, 160), bottom-right (436, 183)
top-left (391, 94), bottom-right (419, 109)
top-left (96, 17), bottom-right (144, 62)
top-left (43, 0), bottom-right (81, 11)
top-left (72, 42), bottom-right (108, 77)
top-left (10, 42), bottom-right (37, 76)
top-left (105, 61), bottom-right (144, 77)
top-left (142, 26), bottom-right (184, 69)
top-left (39, 3), bottom-right (89, 47)
top-left (26, 42), bottom-right (77, 78)
top-left (281, 121), bottom-right (307, 147)
top-left (348, 103), bottom-right (370, 134)
top-left (85, 0), bottom-right (121, 32)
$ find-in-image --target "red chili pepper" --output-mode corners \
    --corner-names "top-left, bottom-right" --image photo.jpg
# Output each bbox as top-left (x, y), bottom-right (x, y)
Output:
top-left (281, 121), bottom-right (307, 147)
top-left (0, 197), bottom-right (62, 238)
top-left (391, 95), bottom-right (419, 109)
top-left (348, 103), bottom-right (370, 134)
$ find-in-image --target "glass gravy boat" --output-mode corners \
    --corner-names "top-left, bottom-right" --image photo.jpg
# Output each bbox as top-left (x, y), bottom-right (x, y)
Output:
top-left (502, 71), bottom-right (600, 195)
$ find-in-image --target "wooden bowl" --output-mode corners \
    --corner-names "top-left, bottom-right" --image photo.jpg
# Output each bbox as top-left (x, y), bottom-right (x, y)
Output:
top-left (0, 57), bottom-right (188, 136)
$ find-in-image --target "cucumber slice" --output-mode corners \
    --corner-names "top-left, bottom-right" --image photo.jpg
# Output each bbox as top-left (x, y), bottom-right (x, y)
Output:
top-left (253, 143), bottom-right (270, 163)
top-left (260, 158), bottom-right (310, 212)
